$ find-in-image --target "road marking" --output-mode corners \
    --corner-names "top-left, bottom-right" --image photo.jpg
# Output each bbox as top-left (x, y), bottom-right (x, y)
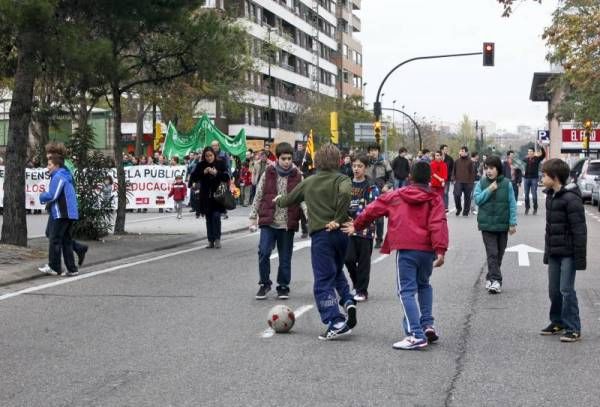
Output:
top-left (0, 232), bottom-right (259, 302)
top-left (506, 244), bottom-right (543, 267)
top-left (270, 240), bottom-right (311, 259)
top-left (372, 254), bottom-right (389, 264)
top-left (261, 304), bottom-right (314, 338)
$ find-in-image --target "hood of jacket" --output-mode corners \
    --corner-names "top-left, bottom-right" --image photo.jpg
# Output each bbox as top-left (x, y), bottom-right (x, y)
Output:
top-left (396, 184), bottom-right (438, 205)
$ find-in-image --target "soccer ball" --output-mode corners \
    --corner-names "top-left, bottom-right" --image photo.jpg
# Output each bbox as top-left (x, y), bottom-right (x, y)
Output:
top-left (267, 305), bottom-right (295, 333)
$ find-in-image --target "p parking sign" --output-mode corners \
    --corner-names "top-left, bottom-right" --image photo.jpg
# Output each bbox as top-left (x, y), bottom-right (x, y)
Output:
top-left (537, 130), bottom-right (550, 145)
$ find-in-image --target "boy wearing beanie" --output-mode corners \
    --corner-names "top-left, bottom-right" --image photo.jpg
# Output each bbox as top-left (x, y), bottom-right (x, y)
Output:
top-left (343, 161), bottom-right (448, 350)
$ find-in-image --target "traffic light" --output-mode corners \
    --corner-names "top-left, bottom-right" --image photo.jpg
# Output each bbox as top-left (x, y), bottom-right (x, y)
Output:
top-left (483, 42), bottom-right (495, 66)
top-left (583, 119), bottom-right (592, 154)
top-left (374, 121), bottom-right (382, 144)
top-left (584, 119), bottom-right (593, 132)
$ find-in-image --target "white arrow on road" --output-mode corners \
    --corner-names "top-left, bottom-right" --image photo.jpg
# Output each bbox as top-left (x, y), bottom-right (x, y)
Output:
top-left (270, 240), bottom-right (312, 259)
top-left (506, 244), bottom-right (543, 267)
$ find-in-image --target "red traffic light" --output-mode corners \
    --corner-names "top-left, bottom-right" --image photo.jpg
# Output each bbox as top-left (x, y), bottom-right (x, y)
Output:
top-left (483, 42), bottom-right (495, 66)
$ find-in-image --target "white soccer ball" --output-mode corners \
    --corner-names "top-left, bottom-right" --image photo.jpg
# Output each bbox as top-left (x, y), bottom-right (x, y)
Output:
top-left (267, 305), bottom-right (295, 333)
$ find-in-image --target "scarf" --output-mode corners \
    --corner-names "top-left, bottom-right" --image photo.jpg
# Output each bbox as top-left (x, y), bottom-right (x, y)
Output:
top-left (275, 163), bottom-right (294, 177)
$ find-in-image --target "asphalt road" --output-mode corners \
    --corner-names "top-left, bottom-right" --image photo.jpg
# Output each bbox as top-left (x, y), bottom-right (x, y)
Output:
top-left (1, 201), bottom-right (599, 406)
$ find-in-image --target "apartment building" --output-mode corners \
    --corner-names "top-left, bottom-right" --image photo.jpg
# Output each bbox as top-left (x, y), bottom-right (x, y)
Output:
top-left (334, 0), bottom-right (363, 99)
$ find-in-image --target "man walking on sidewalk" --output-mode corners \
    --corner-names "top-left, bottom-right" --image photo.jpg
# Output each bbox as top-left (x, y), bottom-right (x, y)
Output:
top-left (453, 146), bottom-right (476, 217)
top-left (523, 141), bottom-right (546, 215)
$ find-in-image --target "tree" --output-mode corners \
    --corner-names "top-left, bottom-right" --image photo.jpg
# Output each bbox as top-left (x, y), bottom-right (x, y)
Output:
top-left (497, 0), bottom-right (542, 17)
top-left (83, 4), bottom-right (251, 234)
top-left (543, 0), bottom-right (600, 123)
top-left (0, 0), bottom-right (58, 246)
top-left (457, 114), bottom-right (477, 151)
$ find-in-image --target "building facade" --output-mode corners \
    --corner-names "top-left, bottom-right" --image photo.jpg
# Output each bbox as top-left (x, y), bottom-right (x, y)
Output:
top-left (333, 0), bottom-right (363, 99)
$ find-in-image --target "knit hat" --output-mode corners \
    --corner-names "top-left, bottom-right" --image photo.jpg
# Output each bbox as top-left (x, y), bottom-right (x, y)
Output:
top-left (411, 161), bottom-right (431, 184)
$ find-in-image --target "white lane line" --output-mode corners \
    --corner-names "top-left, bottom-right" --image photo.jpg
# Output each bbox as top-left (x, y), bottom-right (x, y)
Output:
top-left (260, 304), bottom-right (314, 339)
top-left (372, 254), bottom-right (390, 264)
top-left (270, 240), bottom-right (311, 260)
top-left (0, 232), bottom-right (258, 302)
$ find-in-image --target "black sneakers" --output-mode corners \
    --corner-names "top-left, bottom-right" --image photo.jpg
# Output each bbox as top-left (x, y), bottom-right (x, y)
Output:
top-left (277, 286), bottom-right (290, 300)
top-left (255, 285), bottom-right (271, 300)
top-left (560, 332), bottom-right (581, 342)
top-left (318, 323), bottom-right (352, 341)
top-left (540, 323), bottom-right (564, 336)
top-left (76, 246), bottom-right (88, 267)
top-left (344, 300), bottom-right (357, 329)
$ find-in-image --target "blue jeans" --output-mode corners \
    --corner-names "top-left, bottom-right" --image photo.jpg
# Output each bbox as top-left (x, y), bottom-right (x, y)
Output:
top-left (311, 230), bottom-right (353, 325)
top-left (258, 226), bottom-right (294, 289)
top-left (443, 182), bottom-right (451, 209)
top-left (205, 211), bottom-right (222, 242)
top-left (394, 179), bottom-right (408, 189)
top-left (523, 177), bottom-right (538, 210)
top-left (396, 250), bottom-right (436, 339)
top-left (548, 256), bottom-right (581, 332)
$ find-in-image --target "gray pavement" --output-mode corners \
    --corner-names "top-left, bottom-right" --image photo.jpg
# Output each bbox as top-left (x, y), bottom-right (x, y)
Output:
top-left (0, 207), bottom-right (251, 286)
top-left (0, 201), bottom-right (599, 406)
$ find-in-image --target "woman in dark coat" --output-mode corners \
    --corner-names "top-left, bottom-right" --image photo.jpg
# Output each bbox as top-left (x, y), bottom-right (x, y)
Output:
top-left (188, 147), bottom-right (230, 248)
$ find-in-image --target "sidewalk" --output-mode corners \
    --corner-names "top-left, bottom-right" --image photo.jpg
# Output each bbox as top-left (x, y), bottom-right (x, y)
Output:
top-left (0, 207), bottom-right (251, 286)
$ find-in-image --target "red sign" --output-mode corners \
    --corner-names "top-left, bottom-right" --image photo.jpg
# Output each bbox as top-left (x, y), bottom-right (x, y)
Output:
top-left (136, 197), bottom-right (150, 205)
top-left (155, 196), bottom-right (166, 205)
top-left (561, 129), bottom-right (599, 142)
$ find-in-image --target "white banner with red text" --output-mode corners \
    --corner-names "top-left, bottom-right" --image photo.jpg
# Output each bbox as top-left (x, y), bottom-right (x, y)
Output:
top-left (0, 165), bottom-right (188, 210)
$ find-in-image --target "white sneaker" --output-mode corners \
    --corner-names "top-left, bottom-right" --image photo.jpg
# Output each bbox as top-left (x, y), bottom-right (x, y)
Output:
top-left (38, 264), bottom-right (59, 276)
top-left (489, 280), bottom-right (502, 294)
top-left (353, 293), bottom-right (367, 302)
top-left (177, 214), bottom-right (182, 219)
top-left (485, 280), bottom-right (492, 290)
top-left (392, 335), bottom-right (428, 350)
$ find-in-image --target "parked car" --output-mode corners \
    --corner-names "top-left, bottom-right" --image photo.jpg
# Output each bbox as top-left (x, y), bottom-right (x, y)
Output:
top-left (591, 174), bottom-right (600, 211)
top-left (576, 159), bottom-right (600, 202)
top-left (569, 159), bottom-right (586, 184)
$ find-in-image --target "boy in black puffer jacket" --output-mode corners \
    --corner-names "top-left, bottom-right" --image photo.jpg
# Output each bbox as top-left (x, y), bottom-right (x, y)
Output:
top-left (540, 159), bottom-right (587, 343)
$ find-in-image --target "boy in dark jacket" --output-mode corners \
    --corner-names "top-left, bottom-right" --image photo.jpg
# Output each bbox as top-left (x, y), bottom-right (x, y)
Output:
top-left (474, 156), bottom-right (517, 294)
top-left (344, 161), bottom-right (448, 350)
top-left (540, 159), bottom-right (587, 342)
top-left (168, 175), bottom-right (187, 219)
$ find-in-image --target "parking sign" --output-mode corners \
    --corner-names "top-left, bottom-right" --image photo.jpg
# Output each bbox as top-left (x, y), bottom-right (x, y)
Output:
top-left (537, 130), bottom-right (550, 144)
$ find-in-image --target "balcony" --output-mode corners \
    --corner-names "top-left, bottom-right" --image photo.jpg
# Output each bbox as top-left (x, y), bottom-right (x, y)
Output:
top-left (352, 0), bottom-right (361, 10)
top-left (352, 14), bottom-right (361, 32)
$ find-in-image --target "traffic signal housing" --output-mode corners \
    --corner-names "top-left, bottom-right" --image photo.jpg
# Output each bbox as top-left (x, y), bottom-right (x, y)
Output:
top-left (584, 119), bottom-right (593, 132)
top-left (583, 119), bottom-right (592, 152)
top-left (374, 121), bottom-right (382, 144)
top-left (483, 42), bottom-right (495, 67)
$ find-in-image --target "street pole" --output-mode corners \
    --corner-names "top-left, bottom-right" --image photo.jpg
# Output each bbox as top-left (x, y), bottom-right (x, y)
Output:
top-left (475, 120), bottom-right (479, 151)
top-left (267, 28), bottom-right (275, 143)
top-left (373, 52), bottom-right (483, 122)
top-left (378, 107), bottom-right (422, 151)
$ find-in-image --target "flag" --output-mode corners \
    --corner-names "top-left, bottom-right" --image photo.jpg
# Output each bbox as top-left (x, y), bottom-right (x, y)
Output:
top-left (330, 112), bottom-right (339, 145)
top-left (153, 122), bottom-right (163, 151)
top-left (304, 129), bottom-right (315, 170)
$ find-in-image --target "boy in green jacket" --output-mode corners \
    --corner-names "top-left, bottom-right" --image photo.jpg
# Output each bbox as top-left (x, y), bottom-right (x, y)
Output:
top-left (474, 156), bottom-right (518, 294)
top-left (275, 144), bottom-right (357, 340)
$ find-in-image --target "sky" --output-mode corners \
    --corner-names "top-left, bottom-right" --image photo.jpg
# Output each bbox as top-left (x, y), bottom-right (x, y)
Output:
top-left (357, 0), bottom-right (560, 133)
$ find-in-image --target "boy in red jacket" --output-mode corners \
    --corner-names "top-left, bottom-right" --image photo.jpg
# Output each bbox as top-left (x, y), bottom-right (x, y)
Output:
top-left (431, 151), bottom-right (448, 202)
top-left (168, 175), bottom-right (187, 219)
top-left (342, 161), bottom-right (448, 350)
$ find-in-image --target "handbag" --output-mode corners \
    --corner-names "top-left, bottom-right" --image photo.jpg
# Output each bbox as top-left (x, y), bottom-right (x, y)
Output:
top-left (213, 181), bottom-right (236, 210)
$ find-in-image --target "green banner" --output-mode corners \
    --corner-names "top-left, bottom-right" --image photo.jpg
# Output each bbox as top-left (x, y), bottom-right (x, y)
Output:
top-left (162, 115), bottom-right (247, 161)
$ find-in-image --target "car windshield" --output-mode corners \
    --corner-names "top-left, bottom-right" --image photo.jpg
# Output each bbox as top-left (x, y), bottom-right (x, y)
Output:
top-left (588, 162), bottom-right (600, 175)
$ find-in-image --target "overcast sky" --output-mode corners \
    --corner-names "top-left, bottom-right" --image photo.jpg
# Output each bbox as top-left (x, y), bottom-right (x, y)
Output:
top-left (358, 0), bottom-right (559, 132)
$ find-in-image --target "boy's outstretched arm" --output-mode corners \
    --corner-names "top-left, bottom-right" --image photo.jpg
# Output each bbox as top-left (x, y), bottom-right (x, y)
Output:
top-left (353, 193), bottom-right (390, 232)
top-left (276, 179), bottom-right (305, 208)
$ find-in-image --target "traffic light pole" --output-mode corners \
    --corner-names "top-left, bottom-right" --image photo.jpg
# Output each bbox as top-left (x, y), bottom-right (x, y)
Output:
top-left (373, 52), bottom-right (483, 122)
top-left (379, 107), bottom-right (423, 150)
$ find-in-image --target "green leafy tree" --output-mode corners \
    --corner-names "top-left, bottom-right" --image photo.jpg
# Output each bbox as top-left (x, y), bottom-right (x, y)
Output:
top-left (66, 125), bottom-right (113, 239)
top-left (457, 114), bottom-right (477, 151)
top-left (543, 0), bottom-right (600, 123)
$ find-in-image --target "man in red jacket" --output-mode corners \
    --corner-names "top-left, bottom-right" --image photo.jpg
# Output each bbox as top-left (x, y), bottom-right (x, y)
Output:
top-left (342, 161), bottom-right (448, 350)
top-left (431, 151), bottom-right (448, 203)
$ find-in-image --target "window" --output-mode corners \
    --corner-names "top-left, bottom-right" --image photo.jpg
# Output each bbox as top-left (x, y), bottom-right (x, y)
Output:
top-left (343, 44), bottom-right (348, 58)
top-left (343, 70), bottom-right (349, 83)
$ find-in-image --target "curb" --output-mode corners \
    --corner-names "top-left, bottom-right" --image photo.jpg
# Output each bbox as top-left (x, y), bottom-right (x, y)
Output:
top-left (0, 225), bottom-right (249, 288)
